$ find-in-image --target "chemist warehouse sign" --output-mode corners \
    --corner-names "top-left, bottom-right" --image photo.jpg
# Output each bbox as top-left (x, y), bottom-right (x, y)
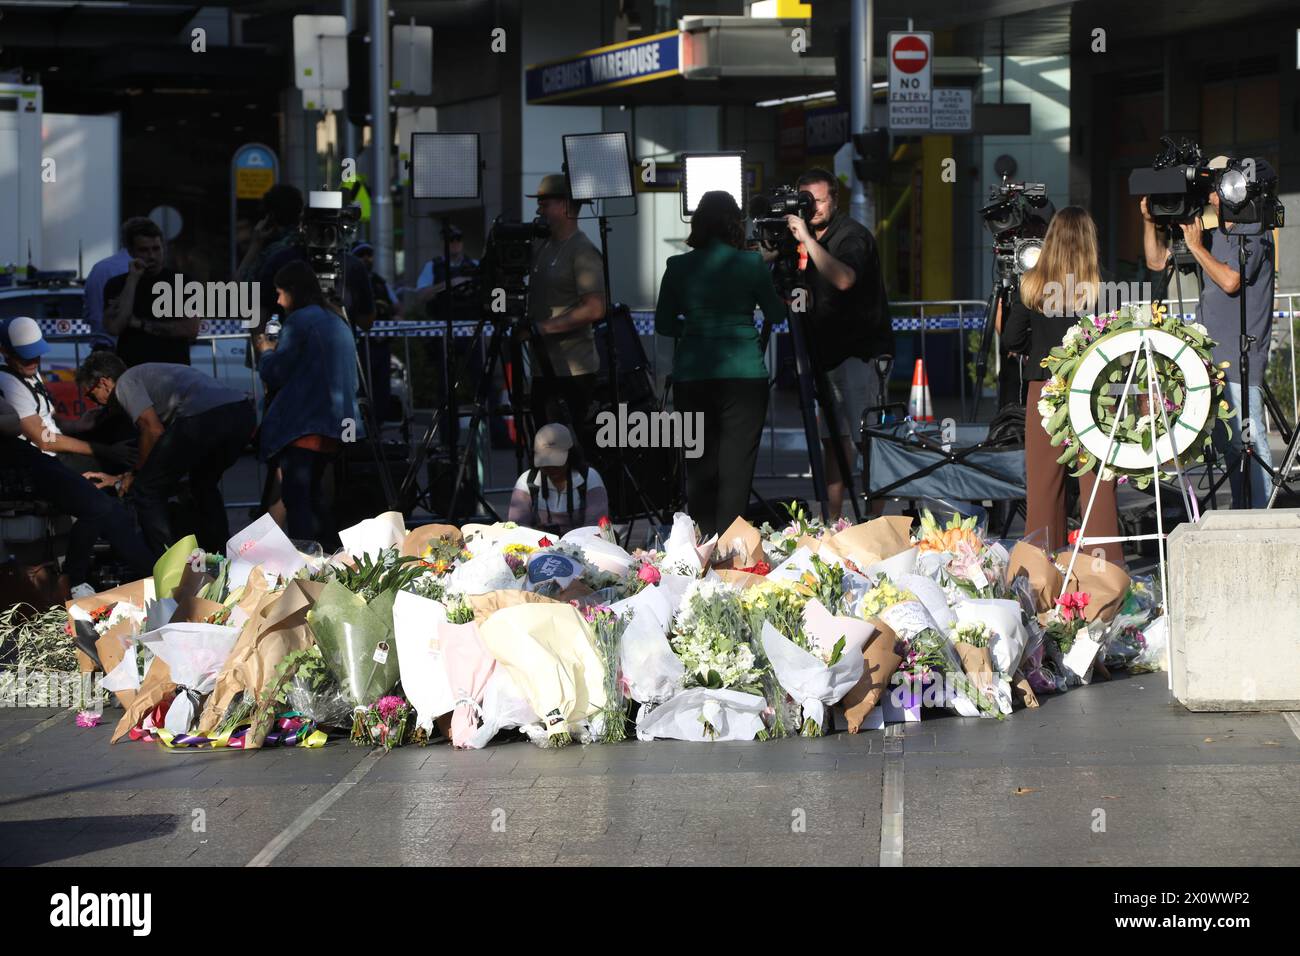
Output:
top-left (526, 31), bottom-right (681, 103)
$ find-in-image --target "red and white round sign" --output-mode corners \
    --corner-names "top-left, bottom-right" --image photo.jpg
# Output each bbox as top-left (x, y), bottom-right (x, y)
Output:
top-left (891, 35), bottom-right (929, 74)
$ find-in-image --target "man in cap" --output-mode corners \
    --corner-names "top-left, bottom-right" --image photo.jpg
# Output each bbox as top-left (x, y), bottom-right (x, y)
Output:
top-left (524, 173), bottom-right (607, 456)
top-left (1142, 155), bottom-right (1278, 508)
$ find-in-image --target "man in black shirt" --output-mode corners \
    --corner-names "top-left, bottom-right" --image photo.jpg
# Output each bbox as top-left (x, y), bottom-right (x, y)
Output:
top-left (103, 217), bottom-right (197, 367)
top-left (782, 167), bottom-right (892, 518)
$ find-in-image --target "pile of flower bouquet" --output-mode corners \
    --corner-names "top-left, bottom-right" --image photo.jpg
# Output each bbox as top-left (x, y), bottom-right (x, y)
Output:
top-left (49, 501), bottom-right (1164, 752)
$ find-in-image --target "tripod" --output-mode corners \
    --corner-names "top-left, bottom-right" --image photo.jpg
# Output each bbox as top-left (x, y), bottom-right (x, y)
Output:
top-left (591, 211), bottom-right (674, 537)
top-left (971, 272), bottom-right (1018, 421)
top-left (760, 250), bottom-right (862, 524)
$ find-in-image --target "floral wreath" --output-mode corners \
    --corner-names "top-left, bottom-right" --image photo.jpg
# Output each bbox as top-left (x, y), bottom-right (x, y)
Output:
top-left (1037, 303), bottom-right (1234, 489)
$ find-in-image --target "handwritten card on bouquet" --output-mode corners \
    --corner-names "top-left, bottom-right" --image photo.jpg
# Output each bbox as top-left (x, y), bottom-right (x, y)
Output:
top-left (225, 513), bottom-right (307, 589)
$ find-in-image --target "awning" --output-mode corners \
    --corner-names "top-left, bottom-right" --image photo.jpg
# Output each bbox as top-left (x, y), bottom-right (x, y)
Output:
top-left (525, 17), bottom-right (982, 107)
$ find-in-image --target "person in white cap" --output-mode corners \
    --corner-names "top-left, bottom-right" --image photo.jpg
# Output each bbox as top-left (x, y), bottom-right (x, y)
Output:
top-left (507, 423), bottom-right (608, 534)
top-left (0, 316), bottom-right (133, 471)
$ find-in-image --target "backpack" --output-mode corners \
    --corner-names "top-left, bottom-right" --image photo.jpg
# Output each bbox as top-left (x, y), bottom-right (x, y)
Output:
top-left (527, 467), bottom-right (588, 531)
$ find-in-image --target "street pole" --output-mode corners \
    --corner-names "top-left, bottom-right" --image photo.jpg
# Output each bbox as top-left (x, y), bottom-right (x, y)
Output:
top-left (370, 0), bottom-right (394, 280)
top-left (341, 0), bottom-right (358, 172)
top-left (849, 0), bottom-right (874, 230)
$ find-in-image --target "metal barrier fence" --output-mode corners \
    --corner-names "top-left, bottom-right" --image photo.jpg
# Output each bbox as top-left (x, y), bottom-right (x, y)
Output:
top-left (33, 289), bottom-right (1300, 504)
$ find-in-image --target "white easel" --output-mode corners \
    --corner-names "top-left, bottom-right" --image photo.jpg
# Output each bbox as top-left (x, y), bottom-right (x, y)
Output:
top-left (1058, 326), bottom-right (1212, 691)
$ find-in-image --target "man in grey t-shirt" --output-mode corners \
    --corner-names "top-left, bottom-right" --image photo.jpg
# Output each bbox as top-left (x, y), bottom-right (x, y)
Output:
top-left (76, 352), bottom-right (256, 555)
top-left (525, 173), bottom-right (606, 458)
top-left (1141, 156), bottom-right (1277, 508)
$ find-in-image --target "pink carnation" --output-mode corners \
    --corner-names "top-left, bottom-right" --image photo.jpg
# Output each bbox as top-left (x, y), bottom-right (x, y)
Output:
top-left (75, 710), bottom-right (101, 728)
top-left (375, 695), bottom-right (406, 721)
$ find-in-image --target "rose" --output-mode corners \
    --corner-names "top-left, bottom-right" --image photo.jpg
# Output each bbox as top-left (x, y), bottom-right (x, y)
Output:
top-left (637, 563), bottom-right (661, 585)
top-left (538, 536), bottom-right (553, 548)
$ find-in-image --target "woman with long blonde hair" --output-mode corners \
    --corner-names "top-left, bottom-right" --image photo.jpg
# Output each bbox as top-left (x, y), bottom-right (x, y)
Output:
top-left (1002, 206), bottom-right (1124, 565)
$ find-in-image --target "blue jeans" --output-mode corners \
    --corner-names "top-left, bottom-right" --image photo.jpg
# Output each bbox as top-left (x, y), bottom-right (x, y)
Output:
top-left (1212, 383), bottom-right (1273, 508)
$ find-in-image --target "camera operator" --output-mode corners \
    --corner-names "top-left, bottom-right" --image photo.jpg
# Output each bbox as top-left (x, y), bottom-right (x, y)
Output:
top-left (775, 167), bottom-right (892, 520)
top-left (251, 260), bottom-right (361, 549)
top-left (251, 186), bottom-right (376, 330)
top-left (525, 173), bottom-right (607, 457)
top-left (1141, 156), bottom-right (1277, 509)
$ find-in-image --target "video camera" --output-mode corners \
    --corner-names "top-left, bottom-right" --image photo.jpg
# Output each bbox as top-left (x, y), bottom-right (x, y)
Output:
top-left (302, 190), bottom-right (362, 298)
top-left (477, 216), bottom-right (551, 320)
top-left (1128, 137), bottom-right (1217, 226)
top-left (749, 185), bottom-right (815, 254)
top-left (980, 181), bottom-right (1054, 280)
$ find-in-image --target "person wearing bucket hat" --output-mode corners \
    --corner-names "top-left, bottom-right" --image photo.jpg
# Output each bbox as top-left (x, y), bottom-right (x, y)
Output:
top-left (506, 423), bottom-right (608, 534)
top-left (1140, 154), bottom-right (1277, 508)
top-left (525, 172), bottom-right (606, 457)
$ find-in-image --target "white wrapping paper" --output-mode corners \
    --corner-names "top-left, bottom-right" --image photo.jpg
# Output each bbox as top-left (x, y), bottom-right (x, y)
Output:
top-left (635, 687), bottom-right (767, 742)
top-left (139, 622), bottom-right (242, 734)
top-left (761, 609), bottom-right (868, 731)
top-left (609, 584), bottom-right (685, 703)
top-left (895, 573), bottom-right (956, 632)
top-left (448, 550), bottom-right (523, 595)
top-left (866, 546), bottom-right (919, 581)
top-left (560, 526), bottom-right (634, 576)
top-left (951, 598), bottom-right (1028, 676)
top-left (661, 512), bottom-right (716, 575)
top-left (767, 545), bottom-right (820, 582)
top-left (466, 669), bottom-right (540, 749)
top-left (338, 511), bottom-right (407, 561)
top-left (392, 590), bottom-right (454, 732)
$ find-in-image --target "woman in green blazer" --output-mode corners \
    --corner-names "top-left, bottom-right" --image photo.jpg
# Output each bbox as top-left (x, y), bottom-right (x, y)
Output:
top-left (654, 191), bottom-right (786, 537)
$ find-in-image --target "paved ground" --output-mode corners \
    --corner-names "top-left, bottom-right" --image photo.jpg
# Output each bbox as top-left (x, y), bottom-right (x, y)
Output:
top-left (1, 672), bottom-right (1296, 867)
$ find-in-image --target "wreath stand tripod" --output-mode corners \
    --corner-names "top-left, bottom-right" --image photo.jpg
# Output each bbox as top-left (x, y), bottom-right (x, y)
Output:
top-left (1057, 327), bottom-right (1210, 693)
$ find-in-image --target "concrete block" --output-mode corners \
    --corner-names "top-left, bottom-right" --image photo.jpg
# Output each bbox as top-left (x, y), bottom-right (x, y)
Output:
top-left (1168, 510), bottom-right (1300, 711)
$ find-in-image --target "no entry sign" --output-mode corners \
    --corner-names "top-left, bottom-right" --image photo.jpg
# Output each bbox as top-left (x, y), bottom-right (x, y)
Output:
top-left (892, 34), bottom-right (930, 74)
top-left (888, 31), bottom-right (933, 131)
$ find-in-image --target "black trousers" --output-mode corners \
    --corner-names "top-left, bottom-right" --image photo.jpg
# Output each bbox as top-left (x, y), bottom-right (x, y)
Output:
top-left (275, 445), bottom-right (338, 550)
top-left (5, 439), bottom-right (153, 584)
top-left (673, 378), bottom-right (769, 539)
top-left (130, 400), bottom-right (256, 557)
top-left (531, 372), bottom-right (597, 460)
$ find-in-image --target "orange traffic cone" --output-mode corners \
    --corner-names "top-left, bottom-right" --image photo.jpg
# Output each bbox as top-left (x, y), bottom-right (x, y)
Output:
top-left (908, 358), bottom-right (934, 422)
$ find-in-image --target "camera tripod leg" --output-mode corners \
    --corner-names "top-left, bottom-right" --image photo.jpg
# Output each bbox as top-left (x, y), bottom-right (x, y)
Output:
top-left (971, 284), bottom-right (1005, 422)
top-left (445, 320), bottom-right (513, 523)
